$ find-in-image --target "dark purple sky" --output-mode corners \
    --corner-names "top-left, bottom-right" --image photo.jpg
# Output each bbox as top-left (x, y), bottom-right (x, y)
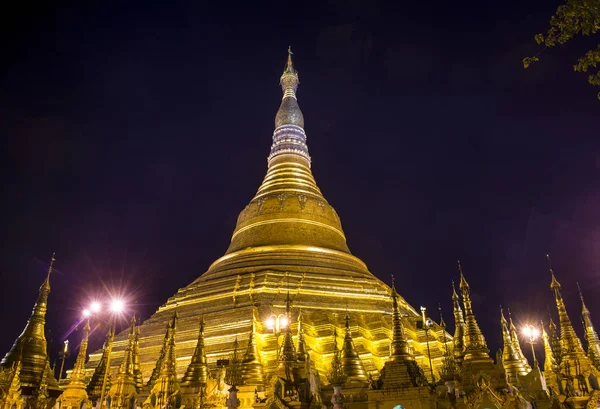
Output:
top-left (1, 0), bottom-right (599, 366)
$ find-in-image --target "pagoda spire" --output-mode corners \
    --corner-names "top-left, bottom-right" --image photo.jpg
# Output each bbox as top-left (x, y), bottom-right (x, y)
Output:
top-left (296, 310), bottom-right (307, 362)
top-left (389, 277), bottom-right (412, 360)
top-left (577, 283), bottom-right (600, 368)
top-left (458, 261), bottom-right (492, 363)
top-left (181, 317), bottom-right (209, 388)
top-left (500, 307), bottom-right (517, 360)
top-left (147, 312), bottom-right (177, 388)
top-left (240, 310), bottom-right (265, 386)
top-left (500, 307), bottom-right (530, 380)
top-left (507, 309), bottom-right (531, 373)
top-left (87, 326), bottom-right (114, 401)
top-left (270, 47), bottom-right (309, 165)
top-left (546, 255), bottom-right (589, 368)
top-left (340, 312), bottom-right (368, 384)
top-left (57, 320), bottom-right (91, 409)
top-left (451, 280), bottom-right (466, 365)
top-left (68, 320), bottom-right (91, 384)
top-left (438, 305), bottom-right (458, 381)
top-left (132, 326), bottom-right (143, 392)
top-left (146, 313), bottom-right (180, 409)
top-left (379, 281), bottom-right (428, 389)
top-left (108, 316), bottom-right (138, 409)
top-left (326, 329), bottom-right (347, 386)
top-left (541, 321), bottom-right (559, 392)
top-left (0, 254), bottom-right (60, 392)
top-left (118, 316), bottom-right (137, 376)
top-left (225, 337), bottom-right (242, 388)
top-left (547, 317), bottom-right (561, 364)
top-left (279, 292), bottom-right (297, 364)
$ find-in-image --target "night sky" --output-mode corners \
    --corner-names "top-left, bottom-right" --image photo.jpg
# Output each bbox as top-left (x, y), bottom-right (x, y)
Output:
top-left (1, 0), bottom-right (599, 367)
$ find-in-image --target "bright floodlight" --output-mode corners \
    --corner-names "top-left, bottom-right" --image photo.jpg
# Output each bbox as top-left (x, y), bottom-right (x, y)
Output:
top-left (110, 299), bottom-right (125, 313)
top-left (266, 317), bottom-right (275, 330)
top-left (280, 316), bottom-right (289, 328)
top-left (90, 301), bottom-right (101, 313)
top-left (522, 325), bottom-right (540, 341)
top-left (82, 309), bottom-right (91, 317)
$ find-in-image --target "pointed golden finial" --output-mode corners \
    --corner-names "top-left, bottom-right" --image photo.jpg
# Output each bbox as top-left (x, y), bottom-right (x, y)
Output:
top-left (451, 279), bottom-right (459, 300)
top-left (576, 282), bottom-right (590, 314)
top-left (40, 253), bottom-right (55, 292)
top-left (438, 304), bottom-right (446, 329)
top-left (285, 46), bottom-right (294, 73)
top-left (547, 254), bottom-right (561, 289)
top-left (507, 307), bottom-right (516, 329)
top-left (458, 260), bottom-right (470, 293)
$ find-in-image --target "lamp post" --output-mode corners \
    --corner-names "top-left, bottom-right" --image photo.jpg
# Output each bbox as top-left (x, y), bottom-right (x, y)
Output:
top-left (58, 340), bottom-right (70, 381)
top-left (265, 313), bottom-right (289, 359)
top-left (85, 298), bottom-right (126, 409)
top-left (522, 324), bottom-right (540, 367)
top-left (420, 306), bottom-right (435, 384)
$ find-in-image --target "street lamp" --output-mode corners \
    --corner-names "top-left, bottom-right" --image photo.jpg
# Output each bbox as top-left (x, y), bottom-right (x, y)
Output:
top-left (522, 324), bottom-right (540, 367)
top-left (266, 314), bottom-right (289, 334)
top-left (85, 298), bottom-right (126, 409)
top-left (266, 311), bottom-right (290, 361)
top-left (58, 340), bottom-right (70, 381)
top-left (420, 306), bottom-right (435, 384)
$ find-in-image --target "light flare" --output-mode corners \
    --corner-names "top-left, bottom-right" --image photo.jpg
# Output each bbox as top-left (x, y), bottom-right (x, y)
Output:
top-left (110, 299), bottom-right (125, 313)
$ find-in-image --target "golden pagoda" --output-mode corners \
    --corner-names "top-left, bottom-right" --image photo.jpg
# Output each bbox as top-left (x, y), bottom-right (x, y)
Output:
top-left (499, 307), bottom-right (530, 381)
top-left (106, 317), bottom-right (138, 409)
top-left (145, 313), bottom-right (181, 409)
top-left (541, 321), bottom-right (559, 395)
top-left (0, 255), bottom-right (61, 399)
top-left (86, 326), bottom-right (114, 401)
top-left (456, 263), bottom-right (500, 391)
top-left (546, 255), bottom-right (600, 408)
top-left (87, 48), bottom-right (446, 387)
top-left (577, 284), bottom-right (600, 369)
top-left (57, 320), bottom-right (91, 409)
top-left (451, 281), bottom-right (466, 365)
top-left (5, 48), bottom-right (600, 409)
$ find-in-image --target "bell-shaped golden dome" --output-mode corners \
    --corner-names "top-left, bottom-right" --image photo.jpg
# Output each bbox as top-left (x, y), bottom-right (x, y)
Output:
top-left (222, 48), bottom-right (350, 257)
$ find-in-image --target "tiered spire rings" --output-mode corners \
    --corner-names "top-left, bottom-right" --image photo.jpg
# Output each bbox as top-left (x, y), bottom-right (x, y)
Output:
top-left (0, 254), bottom-right (59, 393)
